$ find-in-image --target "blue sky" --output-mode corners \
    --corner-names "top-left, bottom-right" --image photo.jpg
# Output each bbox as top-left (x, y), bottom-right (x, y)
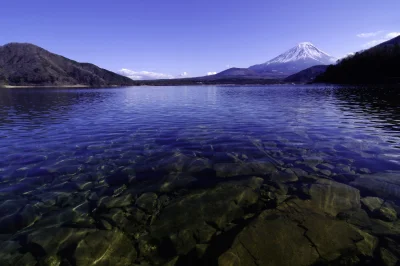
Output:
top-left (1, 0), bottom-right (399, 79)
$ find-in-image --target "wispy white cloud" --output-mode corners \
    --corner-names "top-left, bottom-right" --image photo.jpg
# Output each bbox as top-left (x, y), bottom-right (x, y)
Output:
top-left (118, 68), bottom-right (174, 80)
top-left (362, 39), bottom-right (387, 48)
top-left (356, 31), bottom-right (384, 38)
top-left (359, 31), bottom-right (400, 48)
top-left (207, 72), bottom-right (217, 76)
top-left (338, 52), bottom-right (355, 60)
top-left (178, 72), bottom-right (189, 78)
top-left (386, 32), bottom-right (400, 39)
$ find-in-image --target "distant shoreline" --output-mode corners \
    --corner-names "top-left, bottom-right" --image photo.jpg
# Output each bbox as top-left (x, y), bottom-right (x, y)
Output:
top-left (0, 84), bottom-right (133, 88)
top-left (1, 84), bottom-right (90, 88)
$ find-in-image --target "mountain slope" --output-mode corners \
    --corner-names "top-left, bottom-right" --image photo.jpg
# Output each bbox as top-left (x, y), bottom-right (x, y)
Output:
top-left (315, 36), bottom-right (400, 84)
top-left (248, 42), bottom-right (336, 76)
top-left (0, 43), bottom-right (135, 86)
top-left (212, 68), bottom-right (262, 78)
top-left (284, 65), bottom-right (328, 83)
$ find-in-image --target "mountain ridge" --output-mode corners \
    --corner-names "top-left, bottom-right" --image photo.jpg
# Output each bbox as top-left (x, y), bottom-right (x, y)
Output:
top-left (315, 35), bottom-right (400, 84)
top-left (0, 43), bottom-right (136, 87)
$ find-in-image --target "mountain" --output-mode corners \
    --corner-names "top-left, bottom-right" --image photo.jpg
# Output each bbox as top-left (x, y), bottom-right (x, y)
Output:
top-left (284, 65), bottom-right (329, 83)
top-left (315, 35), bottom-right (400, 84)
top-left (249, 42), bottom-right (337, 76)
top-left (211, 68), bottom-right (262, 79)
top-left (0, 43), bottom-right (135, 86)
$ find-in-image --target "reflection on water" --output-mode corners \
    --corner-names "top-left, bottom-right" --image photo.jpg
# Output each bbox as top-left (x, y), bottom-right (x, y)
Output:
top-left (0, 85), bottom-right (399, 265)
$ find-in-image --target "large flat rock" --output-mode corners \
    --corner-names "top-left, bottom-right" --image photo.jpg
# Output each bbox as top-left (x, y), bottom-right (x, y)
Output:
top-left (218, 199), bottom-right (366, 266)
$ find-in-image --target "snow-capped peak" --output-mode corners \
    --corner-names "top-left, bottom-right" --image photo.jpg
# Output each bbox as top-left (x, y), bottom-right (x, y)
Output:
top-left (264, 42), bottom-right (336, 65)
top-left (297, 42), bottom-right (314, 46)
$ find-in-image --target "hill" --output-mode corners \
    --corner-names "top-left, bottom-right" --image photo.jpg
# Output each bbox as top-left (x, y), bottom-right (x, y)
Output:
top-left (315, 36), bottom-right (400, 84)
top-left (284, 65), bottom-right (328, 83)
top-left (0, 43), bottom-right (135, 87)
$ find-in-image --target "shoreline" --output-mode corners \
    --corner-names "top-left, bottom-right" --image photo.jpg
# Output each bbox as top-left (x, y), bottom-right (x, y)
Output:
top-left (0, 84), bottom-right (137, 89)
top-left (1, 84), bottom-right (90, 88)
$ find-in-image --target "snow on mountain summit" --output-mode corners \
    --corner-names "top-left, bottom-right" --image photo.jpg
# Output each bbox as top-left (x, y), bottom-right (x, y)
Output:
top-left (248, 42), bottom-right (337, 76)
top-left (266, 42), bottom-right (336, 65)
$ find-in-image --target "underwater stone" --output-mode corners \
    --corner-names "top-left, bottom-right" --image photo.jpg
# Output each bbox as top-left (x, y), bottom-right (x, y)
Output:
top-left (169, 229), bottom-right (197, 255)
top-left (99, 194), bottom-right (133, 209)
top-left (0, 241), bottom-right (37, 266)
top-left (317, 163), bottom-right (335, 170)
top-left (73, 229), bottom-right (137, 266)
top-left (28, 227), bottom-right (96, 255)
top-left (158, 173), bottom-right (197, 193)
top-left (351, 176), bottom-right (400, 201)
top-left (138, 236), bottom-right (158, 258)
top-left (213, 163), bottom-right (253, 178)
top-left (219, 198), bottom-right (365, 266)
top-left (373, 203), bottom-right (398, 222)
top-left (151, 179), bottom-right (260, 240)
top-left (270, 170), bottom-right (298, 183)
top-left (309, 179), bottom-right (360, 216)
top-left (100, 219), bottom-right (113, 230)
top-left (155, 153), bottom-right (191, 172)
top-left (186, 158), bottom-right (213, 174)
top-left (337, 209), bottom-right (373, 228)
top-left (218, 210), bottom-right (319, 266)
top-left (195, 244), bottom-right (209, 258)
top-left (385, 237), bottom-right (400, 258)
top-left (136, 192), bottom-right (158, 214)
top-left (105, 169), bottom-right (131, 186)
top-left (359, 168), bottom-right (372, 174)
top-left (218, 251), bottom-right (241, 266)
top-left (354, 228), bottom-right (378, 258)
top-left (361, 197), bottom-right (384, 213)
top-left (194, 223), bottom-right (217, 244)
top-left (0, 203), bottom-right (38, 234)
top-left (380, 247), bottom-right (398, 266)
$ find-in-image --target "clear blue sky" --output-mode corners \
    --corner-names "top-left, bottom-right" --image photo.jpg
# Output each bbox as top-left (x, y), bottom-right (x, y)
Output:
top-left (1, 0), bottom-right (399, 78)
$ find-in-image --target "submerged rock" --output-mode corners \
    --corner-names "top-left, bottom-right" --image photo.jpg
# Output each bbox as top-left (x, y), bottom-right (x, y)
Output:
top-left (218, 199), bottom-right (365, 266)
top-left (218, 212), bottom-right (319, 266)
top-left (361, 197), bottom-right (384, 213)
top-left (361, 197), bottom-right (398, 222)
top-left (150, 178), bottom-right (261, 256)
top-left (373, 203), bottom-right (398, 222)
top-left (214, 162), bottom-right (277, 178)
top-left (27, 227), bottom-right (96, 255)
top-left (0, 203), bottom-right (39, 234)
top-left (0, 241), bottom-right (37, 266)
top-left (351, 172), bottom-right (400, 201)
top-left (380, 247), bottom-right (398, 266)
top-left (73, 229), bottom-right (137, 266)
top-left (136, 192), bottom-right (158, 214)
top-left (309, 179), bottom-right (361, 216)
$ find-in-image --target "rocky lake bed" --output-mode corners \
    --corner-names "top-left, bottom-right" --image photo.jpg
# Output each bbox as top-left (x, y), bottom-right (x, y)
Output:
top-left (0, 86), bottom-right (400, 265)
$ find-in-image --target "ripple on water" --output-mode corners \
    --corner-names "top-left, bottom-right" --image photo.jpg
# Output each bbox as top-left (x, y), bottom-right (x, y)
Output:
top-left (0, 86), bottom-right (399, 264)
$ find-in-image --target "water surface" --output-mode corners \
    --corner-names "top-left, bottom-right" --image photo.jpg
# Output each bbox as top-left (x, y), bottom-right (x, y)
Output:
top-left (0, 85), bottom-right (400, 265)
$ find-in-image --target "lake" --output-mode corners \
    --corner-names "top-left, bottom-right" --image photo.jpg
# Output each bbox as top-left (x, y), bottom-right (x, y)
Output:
top-left (1, 85), bottom-right (400, 265)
